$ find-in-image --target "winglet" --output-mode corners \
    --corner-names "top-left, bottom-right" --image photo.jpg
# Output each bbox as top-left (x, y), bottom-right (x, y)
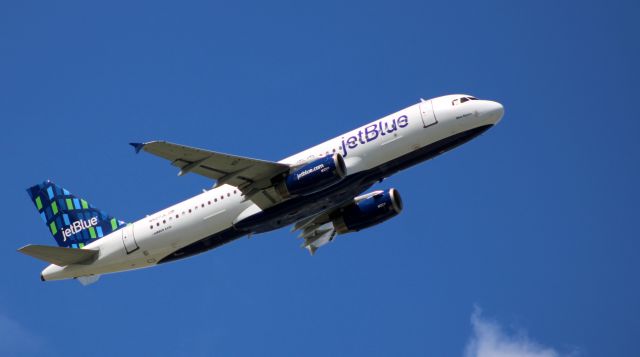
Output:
top-left (129, 142), bottom-right (145, 154)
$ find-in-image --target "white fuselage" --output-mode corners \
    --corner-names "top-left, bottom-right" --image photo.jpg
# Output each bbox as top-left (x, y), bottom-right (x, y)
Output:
top-left (42, 94), bottom-right (504, 281)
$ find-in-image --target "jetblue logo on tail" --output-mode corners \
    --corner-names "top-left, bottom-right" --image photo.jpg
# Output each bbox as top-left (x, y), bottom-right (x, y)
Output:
top-left (27, 180), bottom-right (127, 248)
top-left (62, 217), bottom-right (99, 241)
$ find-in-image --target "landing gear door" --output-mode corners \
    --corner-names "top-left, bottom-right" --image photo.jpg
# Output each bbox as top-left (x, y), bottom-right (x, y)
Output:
top-left (419, 100), bottom-right (438, 128)
top-left (121, 224), bottom-right (139, 254)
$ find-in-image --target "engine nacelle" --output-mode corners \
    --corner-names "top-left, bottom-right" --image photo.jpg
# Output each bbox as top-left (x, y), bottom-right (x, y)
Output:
top-left (333, 188), bottom-right (403, 234)
top-left (275, 153), bottom-right (347, 198)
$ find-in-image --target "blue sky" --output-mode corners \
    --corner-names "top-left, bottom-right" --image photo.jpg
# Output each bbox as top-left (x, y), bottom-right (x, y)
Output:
top-left (1, 1), bottom-right (639, 356)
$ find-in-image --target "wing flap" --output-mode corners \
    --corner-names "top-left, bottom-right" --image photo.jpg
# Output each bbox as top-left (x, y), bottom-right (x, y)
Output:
top-left (18, 244), bottom-right (98, 266)
top-left (295, 217), bottom-right (338, 255)
top-left (299, 223), bottom-right (337, 255)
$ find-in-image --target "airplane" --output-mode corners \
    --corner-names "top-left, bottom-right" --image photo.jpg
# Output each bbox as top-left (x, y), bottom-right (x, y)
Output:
top-left (19, 94), bottom-right (504, 284)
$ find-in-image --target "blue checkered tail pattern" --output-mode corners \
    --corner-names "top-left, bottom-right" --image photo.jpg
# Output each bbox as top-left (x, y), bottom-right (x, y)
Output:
top-left (26, 180), bottom-right (127, 248)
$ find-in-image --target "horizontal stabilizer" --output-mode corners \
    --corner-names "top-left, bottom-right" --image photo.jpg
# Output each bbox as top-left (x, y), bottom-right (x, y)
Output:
top-left (18, 244), bottom-right (98, 266)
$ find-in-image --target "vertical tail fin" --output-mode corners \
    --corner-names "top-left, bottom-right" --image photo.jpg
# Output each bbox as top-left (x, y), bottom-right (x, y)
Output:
top-left (26, 180), bottom-right (127, 248)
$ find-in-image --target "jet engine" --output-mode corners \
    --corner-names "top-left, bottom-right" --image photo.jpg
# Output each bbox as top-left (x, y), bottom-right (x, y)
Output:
top-left (275, 154), bottom-right (346, 198)
top-left (332, 188), bottom-right (403, 234)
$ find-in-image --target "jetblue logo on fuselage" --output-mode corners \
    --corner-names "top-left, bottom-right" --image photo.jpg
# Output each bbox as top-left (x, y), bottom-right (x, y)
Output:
top-left (340, 115), bottom-right (409, 157)
top-left (62, 217), bottom-right (98, 241)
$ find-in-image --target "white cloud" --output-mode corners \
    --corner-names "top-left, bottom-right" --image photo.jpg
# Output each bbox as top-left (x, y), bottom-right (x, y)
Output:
top-left (465, 306), bottom-right (576, 357)
top-left (0, 313), bottom-right (42, 356)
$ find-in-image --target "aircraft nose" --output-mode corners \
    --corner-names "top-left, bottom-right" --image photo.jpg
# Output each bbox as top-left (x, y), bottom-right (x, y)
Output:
top-left (486, 101), bottom-right (504, 124)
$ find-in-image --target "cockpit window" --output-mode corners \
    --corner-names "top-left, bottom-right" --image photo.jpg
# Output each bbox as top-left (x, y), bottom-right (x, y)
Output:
top-left (452, 96), bottom-right (479, 106)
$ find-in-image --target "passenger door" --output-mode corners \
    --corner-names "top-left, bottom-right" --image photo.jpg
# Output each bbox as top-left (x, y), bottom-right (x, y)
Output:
top-left (121, 224), bottom-right (139, 254)
top-left (419, 100), bottom-right (438, 128)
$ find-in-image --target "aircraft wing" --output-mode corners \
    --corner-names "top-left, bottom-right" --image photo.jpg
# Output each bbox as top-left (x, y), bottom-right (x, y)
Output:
top-left (131, 141), bottom-right (291, 208)
top-left (292, 190), bottom-right (386, 254)
top-left (296, 221), bottom-right (337, 255)
top-left (292, 206), bottom-right (340, 255)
